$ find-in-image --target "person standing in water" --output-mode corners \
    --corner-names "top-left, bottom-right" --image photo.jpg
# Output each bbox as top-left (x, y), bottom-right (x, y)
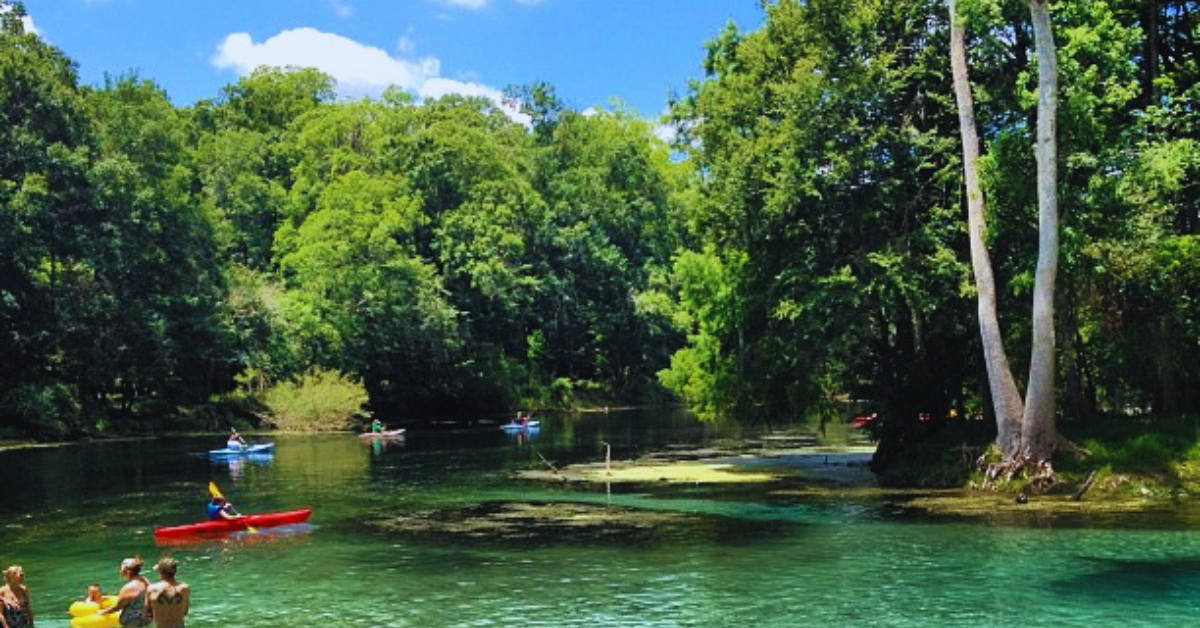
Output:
top-left (97, 557), bottom-right (151, 627)
top-left (0, 564), bottom-right (33, 628)
top-left (147, 558), bottom-right (188, 628)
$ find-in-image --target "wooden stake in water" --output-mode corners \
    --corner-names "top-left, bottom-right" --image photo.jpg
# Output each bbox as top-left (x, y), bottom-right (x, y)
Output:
top-left (603, 441), bottom-right (612, 505)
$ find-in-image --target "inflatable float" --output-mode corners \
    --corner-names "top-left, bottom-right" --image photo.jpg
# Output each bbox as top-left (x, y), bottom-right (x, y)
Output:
top-left (68, 596), bottom-right (118, 628)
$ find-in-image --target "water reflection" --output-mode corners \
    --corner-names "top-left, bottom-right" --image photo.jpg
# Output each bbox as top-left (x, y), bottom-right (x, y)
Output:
top-left (211, 453), bottom-right (274, 481)
top-left (365, 435), bottom-right (406, 456)
top-left (508, 425), bottom-right (539, 449)
top-left (153, 523), bottom-right (315, 549)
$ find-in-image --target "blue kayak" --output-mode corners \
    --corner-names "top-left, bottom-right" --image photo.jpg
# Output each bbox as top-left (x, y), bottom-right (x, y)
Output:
top-left (501, 421), bottom-right (540, 431)
top-left (208, 443), bottom-right (275, 456)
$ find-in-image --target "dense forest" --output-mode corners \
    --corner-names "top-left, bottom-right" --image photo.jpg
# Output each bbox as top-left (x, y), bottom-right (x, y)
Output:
top-left (1, 1), bottom-right (1197, 482)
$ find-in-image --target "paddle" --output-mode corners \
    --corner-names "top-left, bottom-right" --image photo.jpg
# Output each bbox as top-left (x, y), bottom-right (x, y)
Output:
top-left (208, 481), bottom-right (257, 533)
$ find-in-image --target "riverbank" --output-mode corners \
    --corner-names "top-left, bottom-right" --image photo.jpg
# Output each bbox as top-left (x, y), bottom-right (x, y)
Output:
top-left (8, 422), bottom-right (1195, 520)
top-left (513, 436), bottom-right (1199, 521)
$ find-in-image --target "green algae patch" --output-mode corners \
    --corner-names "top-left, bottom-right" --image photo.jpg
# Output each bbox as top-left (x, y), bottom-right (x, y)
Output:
top-left (368, 502), bottom-right (692, 543)
top-left (903, 491), bottom-right (1163, 515)
top-left (520, 461), bottom-right (781, 485)
top-left (366, 501), bottom-right (801, 547)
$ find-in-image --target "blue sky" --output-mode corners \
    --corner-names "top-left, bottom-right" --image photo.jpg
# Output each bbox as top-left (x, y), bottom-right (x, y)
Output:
top-left (24, 0), bottom-right (765, 120)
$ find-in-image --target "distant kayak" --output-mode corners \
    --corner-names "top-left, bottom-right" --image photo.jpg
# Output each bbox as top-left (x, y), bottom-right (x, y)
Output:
top-left (501, 421), bottom-right (540, 431)
top-left (359, 429), bottom-right (405, 439)
top-left (208, 442), bottom-right (276, 456)
top-left (153, 508), bottom-right (312, 538)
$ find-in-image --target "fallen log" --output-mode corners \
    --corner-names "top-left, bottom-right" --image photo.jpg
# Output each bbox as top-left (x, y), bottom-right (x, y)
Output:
top-left (1071, 469), bottom-right (1098, 502)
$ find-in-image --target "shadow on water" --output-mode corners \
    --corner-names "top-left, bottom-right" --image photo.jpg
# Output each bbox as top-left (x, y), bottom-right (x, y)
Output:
top-left (1054, 556), bottom-right (1200, 602)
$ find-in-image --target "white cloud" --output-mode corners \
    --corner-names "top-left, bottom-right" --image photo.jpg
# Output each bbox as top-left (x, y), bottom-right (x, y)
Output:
top-left (652, 107), bottom-right (678, 144)
top-left (418, 78), bottom-right (530, 125)
top-left (0, 5), bottom-right (37, 35)
top-left (213, 28), bottom-right (435, 93)
top-left (417, 77), bottom-right (499, 101)
top-left (652, 122), bottom-right (677, 144)
top-left (211, 27), bottom-right (530, 125)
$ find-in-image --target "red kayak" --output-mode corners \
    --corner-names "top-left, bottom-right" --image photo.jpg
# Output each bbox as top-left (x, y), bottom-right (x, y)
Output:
top-left (153, 508), bottom-right (312, 538)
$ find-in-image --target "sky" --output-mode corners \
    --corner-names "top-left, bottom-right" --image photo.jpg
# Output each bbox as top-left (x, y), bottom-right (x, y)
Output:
top-left (23, 0), bottom-right (766, 122)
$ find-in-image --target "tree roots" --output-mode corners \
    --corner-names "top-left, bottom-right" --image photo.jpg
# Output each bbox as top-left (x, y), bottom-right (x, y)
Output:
top-left (978, 455), bottom-right (1057, 492)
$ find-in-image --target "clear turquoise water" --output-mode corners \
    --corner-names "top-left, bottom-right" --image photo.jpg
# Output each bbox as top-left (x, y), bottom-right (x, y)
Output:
top-left (3, 411), bottom-right (1200, 627)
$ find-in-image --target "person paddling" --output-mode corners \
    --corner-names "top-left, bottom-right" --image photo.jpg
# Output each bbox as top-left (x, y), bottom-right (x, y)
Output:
top-left (206, 495), bottom-right (244, 522)
top-left (227, 429), bottom-right (247, 451)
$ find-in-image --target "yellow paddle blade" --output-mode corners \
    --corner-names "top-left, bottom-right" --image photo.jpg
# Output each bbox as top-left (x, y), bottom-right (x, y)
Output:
top-left (208, 481), bottom-right (223, 499)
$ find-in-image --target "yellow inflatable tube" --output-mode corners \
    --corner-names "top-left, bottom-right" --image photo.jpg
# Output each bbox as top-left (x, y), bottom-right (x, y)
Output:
top-left (68, 596), bottom-right (119, 628)
top-left (70, 613), bottom-right (119, 628)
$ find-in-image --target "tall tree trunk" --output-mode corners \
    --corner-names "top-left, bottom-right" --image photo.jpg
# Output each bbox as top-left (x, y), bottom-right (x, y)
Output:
top-left (948, 0), bottom-right (1025, 457)
top-left (1022, 0), bottom-right (1060, 463)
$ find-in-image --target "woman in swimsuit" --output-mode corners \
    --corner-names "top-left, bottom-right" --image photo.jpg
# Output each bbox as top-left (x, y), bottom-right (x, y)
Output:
top-left (0, 564), bottom-right (34, 628)
top-left (147, 558), bottom-right (188, 628)
top-left (97, 557), bottom-right (152, 628)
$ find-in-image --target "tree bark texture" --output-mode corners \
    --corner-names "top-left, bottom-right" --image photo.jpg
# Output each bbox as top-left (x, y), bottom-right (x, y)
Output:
top-left (1021, 0), bottom-right (1060, 463)
top-left (947, 0), bottom-right (1025, 457)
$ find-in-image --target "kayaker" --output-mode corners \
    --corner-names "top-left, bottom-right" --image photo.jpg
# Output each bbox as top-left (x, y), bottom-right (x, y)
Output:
top-left (97, 557), bottom-right (152, 627)
top-left (0, 564), bottom-right (34, 628)
top-left (147, 558), bottom-right (189, 628)
top-left (227, 429), bottom-right (247, 451)
top-left (206, 495), bottom-right (244, 521)
top-left (371, 419), bottom-right (384, 434)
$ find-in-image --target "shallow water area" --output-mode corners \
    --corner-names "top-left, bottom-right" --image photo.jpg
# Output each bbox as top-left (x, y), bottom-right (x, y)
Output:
top-left (3, 409), bottom-right (1200, 627)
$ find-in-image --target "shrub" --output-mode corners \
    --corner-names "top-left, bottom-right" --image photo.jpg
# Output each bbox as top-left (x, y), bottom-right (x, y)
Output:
top-left (0, 382), bottom-right (80, 440)
top-left (260, 368), bottom-right (369, 431)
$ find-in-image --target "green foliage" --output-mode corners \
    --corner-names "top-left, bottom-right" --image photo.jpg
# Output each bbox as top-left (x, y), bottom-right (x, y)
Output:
top-left (0, 382), bottom-right (79, 440)
top-left (0, 0), bottom-right (1195, 463)
top-left (208, 66), bottom-right (336, 134)
top-left (668, 0), bottom-right (977, 430)
top-left (260, 368), bottom-right (369, 431)
top-left (657, 247), bottom-right (744, 421)
top-left (1061, 417), bottom-right (1200, 474)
